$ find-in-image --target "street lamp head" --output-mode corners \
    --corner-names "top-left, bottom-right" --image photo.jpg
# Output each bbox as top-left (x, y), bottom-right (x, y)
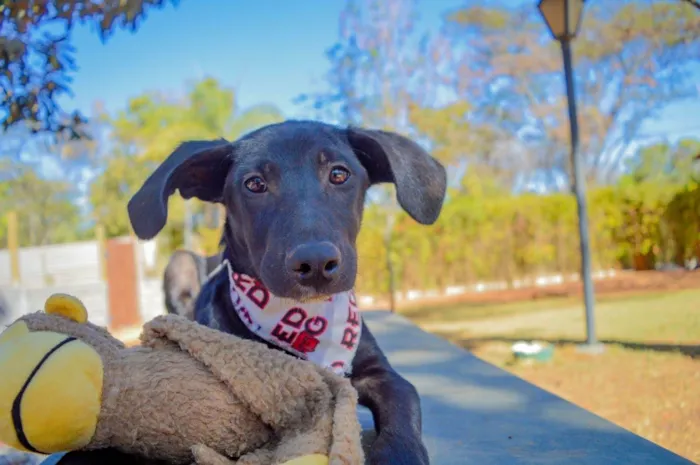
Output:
top-left (538, 0), bottom-right (585, 42)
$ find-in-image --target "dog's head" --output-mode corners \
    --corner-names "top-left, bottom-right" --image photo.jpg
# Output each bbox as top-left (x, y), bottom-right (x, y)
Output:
top-left (128, 120), bottom-right (446, 301)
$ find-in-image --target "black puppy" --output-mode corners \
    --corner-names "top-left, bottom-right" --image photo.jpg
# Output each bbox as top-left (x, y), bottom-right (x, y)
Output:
top-left (128, 120), bottom-right (446, 465)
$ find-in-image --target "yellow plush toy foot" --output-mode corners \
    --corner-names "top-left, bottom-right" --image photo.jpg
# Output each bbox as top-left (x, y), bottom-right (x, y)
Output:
top-left (43, 294), bottom-right (88, 324)
top-left (0, 295), bottom-right (103, 454)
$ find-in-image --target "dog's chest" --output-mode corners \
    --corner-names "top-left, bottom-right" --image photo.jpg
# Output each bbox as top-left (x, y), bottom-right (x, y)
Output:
top-left (204, 261), bottom-right (363, 376)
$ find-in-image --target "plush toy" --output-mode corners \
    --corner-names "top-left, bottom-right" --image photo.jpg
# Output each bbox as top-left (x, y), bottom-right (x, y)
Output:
top-left (0, 294), bottom-right (364, 465)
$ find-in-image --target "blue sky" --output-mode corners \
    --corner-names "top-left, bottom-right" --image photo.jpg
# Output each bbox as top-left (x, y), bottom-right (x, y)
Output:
top-left (54, 0), bottom-right (699, 171)
top-left (63, 0), bottom-right (460, 118)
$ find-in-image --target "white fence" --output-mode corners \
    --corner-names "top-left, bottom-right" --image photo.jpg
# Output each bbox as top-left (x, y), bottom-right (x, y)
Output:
top-left (0, 241), bottom-right (103, 289)
top-left (0, 239), bottom-right (165, 328)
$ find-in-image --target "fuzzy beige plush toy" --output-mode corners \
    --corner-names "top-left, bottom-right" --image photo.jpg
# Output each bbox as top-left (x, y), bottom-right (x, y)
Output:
top-left (0, 294), bottom-right (364, 465)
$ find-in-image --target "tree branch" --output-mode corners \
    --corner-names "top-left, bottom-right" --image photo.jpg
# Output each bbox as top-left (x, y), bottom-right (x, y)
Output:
top-left (681, 0), bottom-right (700, 11)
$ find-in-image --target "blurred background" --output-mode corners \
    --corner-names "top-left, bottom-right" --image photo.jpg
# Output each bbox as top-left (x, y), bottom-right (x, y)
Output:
top-left (0, 0), bottom-right (699, 462)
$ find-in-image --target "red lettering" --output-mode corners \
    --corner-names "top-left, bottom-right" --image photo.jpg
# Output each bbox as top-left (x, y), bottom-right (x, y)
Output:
top-left (246, 281), bottom-right (270, 309)
top-left (341, 328), bottom-right (359, 350)
top-left (304, 316), bottom-right (328, 336)
top-left (331, 361), bottom-right (345, 370)
top-left (346, 306), bottom-right (360, 327)
top-left (291, 331), bottom-right (319, 353)
top-left (231, 274), bottom-right (270, 310)
top-left (271, 324), bottom-right (297, 344)
top-left (232, 273), bottom-right (253, 293)
top-left (281, 307), bottom-right (307, 328)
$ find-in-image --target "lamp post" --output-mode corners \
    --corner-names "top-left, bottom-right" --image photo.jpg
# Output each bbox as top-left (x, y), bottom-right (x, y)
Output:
top-left (538, 0), bottom-right (603, 353)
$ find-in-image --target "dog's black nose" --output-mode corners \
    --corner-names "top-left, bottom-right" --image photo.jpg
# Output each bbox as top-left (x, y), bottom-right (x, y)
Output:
top-left (286, 242), bottom-right (342, 285)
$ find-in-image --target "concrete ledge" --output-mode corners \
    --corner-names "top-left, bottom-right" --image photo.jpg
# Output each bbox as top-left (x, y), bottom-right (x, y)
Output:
top-left (360, 311), bottom-right (693, 465)
top-left (31, 311), bottom-right (693, 465)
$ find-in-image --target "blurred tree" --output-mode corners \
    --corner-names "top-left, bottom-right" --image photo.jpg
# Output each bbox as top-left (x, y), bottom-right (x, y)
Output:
top-left (0, 122), bottom-right (89, 247)
top-left (0, 159), bottom-right (83, 247)
top-left (0, 109), bottom-right (106, 217)
top-left (665, 178), bottom-right (700, 266)
top-left (0, 0), bottom-right (176, 137)
top-left (90, 77), bottom-right (284, 256)
top-left (621, 137), bottom-right (700, 185)
top-left (408, 101), bottom-right (518, 191)
top-left (437, 0), bottom-right (700, 188)
top-left (408, 102), bottom-right (473, 166)
top-left (53, 101), bottom-right (110, 168)
top-left (298, 0), bottom-right (421, 130)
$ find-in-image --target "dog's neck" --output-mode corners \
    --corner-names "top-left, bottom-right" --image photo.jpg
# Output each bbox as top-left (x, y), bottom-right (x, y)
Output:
top-left (216, 228), bottom-right (362, 376)
top-left (220, 219), bottom-right (258, 278)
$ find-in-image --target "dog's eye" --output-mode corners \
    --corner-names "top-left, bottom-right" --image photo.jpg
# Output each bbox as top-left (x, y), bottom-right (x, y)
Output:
top-left (329, 167), bottom-right (351, 185)
top-left (244, 176), bottom-right (267, 193)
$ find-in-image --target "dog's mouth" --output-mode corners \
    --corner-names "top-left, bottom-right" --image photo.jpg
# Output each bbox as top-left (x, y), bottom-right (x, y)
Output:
top-left (262, 279), bottom-right (352, 305)
top-left (274, 294), bottom-right (333, 307)
top-left (297, 294), bottom-right (333, 303)
top-left (270, 284), bottom-right (336, 305)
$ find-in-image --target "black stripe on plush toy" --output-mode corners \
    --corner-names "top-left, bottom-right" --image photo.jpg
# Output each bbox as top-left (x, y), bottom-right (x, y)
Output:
top-left (11, 336), bottom-right (78, 454)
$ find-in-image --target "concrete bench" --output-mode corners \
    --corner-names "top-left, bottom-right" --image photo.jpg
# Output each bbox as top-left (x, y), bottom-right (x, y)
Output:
top-left (359, 311), bottom-right (693, 465)
top-left (35, 311), bottom-right (693, 465)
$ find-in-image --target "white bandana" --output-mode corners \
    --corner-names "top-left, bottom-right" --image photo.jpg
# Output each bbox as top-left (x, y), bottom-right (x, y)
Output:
top-left (222, 260), bottom-right (362, 376)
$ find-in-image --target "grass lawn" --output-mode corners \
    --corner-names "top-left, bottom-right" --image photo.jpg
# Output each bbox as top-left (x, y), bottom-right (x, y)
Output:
top-left (402, 289), bottom-right (700, 463)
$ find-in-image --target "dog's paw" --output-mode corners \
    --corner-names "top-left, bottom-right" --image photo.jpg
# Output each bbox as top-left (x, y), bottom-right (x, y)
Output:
top-left (366, 432), bottom-right (429, 465)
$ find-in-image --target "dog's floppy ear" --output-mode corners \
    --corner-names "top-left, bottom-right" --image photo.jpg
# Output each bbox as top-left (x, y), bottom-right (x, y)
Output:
top-left (346, 127), bottom-right (447, 225)
top-left (127, 139), bottom-right (233, 240)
